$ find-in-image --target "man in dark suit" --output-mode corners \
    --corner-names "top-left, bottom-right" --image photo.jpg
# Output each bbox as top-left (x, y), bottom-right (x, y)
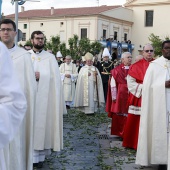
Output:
top-left (100, 48), bottom-right (114, 102)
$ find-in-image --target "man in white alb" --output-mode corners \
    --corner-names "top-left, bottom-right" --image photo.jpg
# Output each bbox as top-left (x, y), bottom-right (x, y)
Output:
top-left (0, 41), bottom-right (27, 170)
top-left (29, 30), bottom-right (66, 168)
top-left (59, 55), bottom-right (78, 109)
top-left (74, 52), bottom-right (105, 114)
top-left (0, 19), bottom-right (36, 170)
top-left (136, 40), bottom-right (170, 170)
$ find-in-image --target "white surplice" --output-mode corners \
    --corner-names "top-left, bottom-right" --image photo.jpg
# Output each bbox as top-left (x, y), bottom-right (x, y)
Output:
top-left (3, 45), bottom-right (36, 170)
top-left (136, 56), bottom-right (170, 170)
top-left (0, 42), bottom-right (27, 170)
top-left (59, 62), bottom-right (78, 106)
top-left (29, 50), bottom-right (66, 163)
top-left (74, 65), bottom-right (105, 114)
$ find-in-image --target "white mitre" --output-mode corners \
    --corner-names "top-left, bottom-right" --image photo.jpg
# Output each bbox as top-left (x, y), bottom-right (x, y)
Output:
top-left (56, 51), bottom-right (63, 58)
top-left (84, 52), bottom-right (93, 61)
top-left (102, 48), bottom-right (111, 59)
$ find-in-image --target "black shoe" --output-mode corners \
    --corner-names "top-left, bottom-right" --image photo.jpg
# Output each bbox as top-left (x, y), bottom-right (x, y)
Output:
top-left (66, 105), bottom-right (70, 109)
top-left (38, 162), bottom-right (43, 168)
top-left (33, 162), bottom-right (43, 169)
top-left (33, 163), bottom-right (38, 168)
top-left (158, 165), bottom-right (167, 170)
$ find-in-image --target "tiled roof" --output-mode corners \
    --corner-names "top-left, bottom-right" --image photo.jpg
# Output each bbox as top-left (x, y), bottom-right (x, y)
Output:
top-left (6, 5), bottom-right (121, 18)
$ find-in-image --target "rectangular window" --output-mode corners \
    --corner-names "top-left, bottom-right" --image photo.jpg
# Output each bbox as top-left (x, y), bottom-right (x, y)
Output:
top-left (23, 24), bottom-right (27, 29)
top-left (103, 29), bottom-right (106, 39)
top-left (22, 33), bottom-right (26, 41)
top-left (124, 33), bottom-right (127, 42)
top-left (145, 10), bottom-right (154, 27)
top-left (81, 28), bottom-right (87, 39)
top-left (114, 31), bottom-right (117, 41)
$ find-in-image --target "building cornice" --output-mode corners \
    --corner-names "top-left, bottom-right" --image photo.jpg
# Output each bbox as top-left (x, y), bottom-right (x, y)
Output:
top-left (9, 13), bottom-right (133, 25)
top-left (124, 1), bottom-right (170, 7)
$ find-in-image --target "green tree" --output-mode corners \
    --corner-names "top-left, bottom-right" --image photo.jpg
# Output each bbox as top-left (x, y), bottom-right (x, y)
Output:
top-left (60, 42), bottom-right (67, 57)
top-left (79, 38), bottom-right (91, 56)
top-left (26, 34), bottom-right (102, 60)
top-left (149, 33), bottom-right (170, 57)
top-left (46, 35), bottom-right (60, 55)
top-left (68, 34), bottom-right (80, 59)
top-left (24, 39), bottom-right (32, 48)
top-left (90, 41), bottom-right (102, 55)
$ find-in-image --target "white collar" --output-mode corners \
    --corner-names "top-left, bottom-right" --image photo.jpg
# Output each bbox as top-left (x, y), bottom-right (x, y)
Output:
top-left (8, 44), bottom-right (17, 53)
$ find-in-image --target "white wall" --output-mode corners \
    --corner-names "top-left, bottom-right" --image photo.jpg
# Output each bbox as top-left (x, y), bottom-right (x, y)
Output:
top-left (130, 4), bottom-right (170, 57)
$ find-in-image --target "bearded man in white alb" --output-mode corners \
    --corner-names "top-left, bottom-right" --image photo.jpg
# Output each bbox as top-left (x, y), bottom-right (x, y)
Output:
top-left (0, 19), bottom-right (36, 170)
top-left (136, 41), bottom-right (170, 170)
top-left (74, 52), bottom-right (105, 114)
top-left (29, 30), bottom-right (66, 168)
top-left (0, 41), bottom-right (27, 170)
top-left (59, 55), bottom-right (78, 109)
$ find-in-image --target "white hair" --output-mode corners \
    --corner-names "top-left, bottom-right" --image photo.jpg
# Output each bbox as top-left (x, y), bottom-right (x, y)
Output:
top-left (66, 55), bottom-right (72, 59)
top-left (143, 44), bottom-right (154, 50)
top-left (121, 52), bottom-right (131, 59)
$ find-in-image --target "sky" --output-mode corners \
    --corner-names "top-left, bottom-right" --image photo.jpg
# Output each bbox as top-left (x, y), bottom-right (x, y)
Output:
top-left (2, 0), bottom-right (126, 15)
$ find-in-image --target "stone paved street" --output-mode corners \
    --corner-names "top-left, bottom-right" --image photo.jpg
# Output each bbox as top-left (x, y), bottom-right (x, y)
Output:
top-left (35, 108), bottom-right (159, 170)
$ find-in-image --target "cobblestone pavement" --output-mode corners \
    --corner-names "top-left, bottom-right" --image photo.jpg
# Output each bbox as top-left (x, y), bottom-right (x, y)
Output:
top-left (35, 108), bottom-right (159, 170)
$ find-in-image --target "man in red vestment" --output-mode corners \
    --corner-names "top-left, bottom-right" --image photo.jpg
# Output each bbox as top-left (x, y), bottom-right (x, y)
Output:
top-left (122, 44), bottom-right (154, 150)
top-left (106, 52), bottom-right (132, 138)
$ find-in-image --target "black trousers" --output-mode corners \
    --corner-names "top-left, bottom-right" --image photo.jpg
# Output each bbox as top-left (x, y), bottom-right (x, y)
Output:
top-left (103, 82), bottom-right (108, 102)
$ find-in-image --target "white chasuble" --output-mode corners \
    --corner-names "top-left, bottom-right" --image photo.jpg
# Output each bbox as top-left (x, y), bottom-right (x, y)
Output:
top-left (29, 50), bottom-right (66, 152)
top-left (74, 65), bottom-right (105, 114)
top-left (3, 46), bottom-right (36, 170)
top-left (0, 43), bottom-right (27, 170)
top-left (136, 56), bottom-right (170, 170)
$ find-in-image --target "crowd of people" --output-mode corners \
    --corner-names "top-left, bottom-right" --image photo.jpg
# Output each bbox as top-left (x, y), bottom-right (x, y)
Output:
top-left (0, 18), bottom-right (170, 170)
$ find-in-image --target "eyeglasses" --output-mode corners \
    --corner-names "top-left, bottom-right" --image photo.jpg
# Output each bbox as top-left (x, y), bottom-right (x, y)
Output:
top-left (145, 50), bottom-right (154, 53)
top-left (0, 28), bottom-right (15, 32)
top-left (34, 37), bottom-right (44, 41)
top-left (163, 47), bottom-right (170, 50)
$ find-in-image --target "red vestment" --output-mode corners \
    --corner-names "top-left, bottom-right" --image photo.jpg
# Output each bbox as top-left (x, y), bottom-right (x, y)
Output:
top-left (122, 58), bottom-right (153, 150)
top-left (106, 64), bottom-right (129, 137)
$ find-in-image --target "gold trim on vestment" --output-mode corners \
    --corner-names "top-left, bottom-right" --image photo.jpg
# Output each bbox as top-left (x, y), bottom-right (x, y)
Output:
top-left (83, 69), bottom-right (88, 106)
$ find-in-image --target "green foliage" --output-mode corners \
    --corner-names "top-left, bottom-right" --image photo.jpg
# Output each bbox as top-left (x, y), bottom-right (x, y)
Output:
top-left (90, 41), bottom-right (102, 55)
top-left (79, 38), bottom-right (91, 56)
top-left (46, 35), bottom-right (61, 55)
top-left (68, 34), bottom-right (79, 59)
top-left (149, 33), bottom-right (170, 57)
top-left (148, 33), bottom-right (162, 57)
top-left (60, 43), bottom-right (67, 57)
top-left (24, 39), bottom-right (33, 48)
top-left (24, 34), bottom-right (102, 59)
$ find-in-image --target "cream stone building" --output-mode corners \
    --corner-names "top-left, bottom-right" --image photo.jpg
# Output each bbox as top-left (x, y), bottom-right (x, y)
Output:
top-left (6, 0), bottom-right (170, 57)
top-left (124, 0), bottom-right (170, 56)
top-left (6, 5), bottom-right (133, 51)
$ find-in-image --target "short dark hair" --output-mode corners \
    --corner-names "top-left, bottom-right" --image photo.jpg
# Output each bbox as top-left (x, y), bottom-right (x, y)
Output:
top-left (162, 40), bottom-right (170, 49)
top-left (31, 31), bottom-right (44, 39)
top-left (0, 19), bottom-right (16, 31)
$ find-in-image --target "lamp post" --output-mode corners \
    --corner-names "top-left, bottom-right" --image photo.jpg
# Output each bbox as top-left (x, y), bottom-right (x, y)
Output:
top-left (12, 0), bottom-right (39, 44)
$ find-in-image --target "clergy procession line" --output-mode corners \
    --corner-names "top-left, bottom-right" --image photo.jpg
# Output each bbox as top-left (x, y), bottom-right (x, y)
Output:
top-left (0, 18), bottom-right (170, 170)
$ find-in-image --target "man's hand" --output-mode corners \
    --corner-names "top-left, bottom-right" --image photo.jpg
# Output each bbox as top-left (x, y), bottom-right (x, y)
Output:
top-left (65, 74), bottom-right (71, 78)
top-left (165, 80), bottom-right (170, 88)
top-left (35, 72), bottom-right (40, 81)
top-left (93, 71), bottom-right (98, 76)
top-left (112, 99), bottom-right (116, 103)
